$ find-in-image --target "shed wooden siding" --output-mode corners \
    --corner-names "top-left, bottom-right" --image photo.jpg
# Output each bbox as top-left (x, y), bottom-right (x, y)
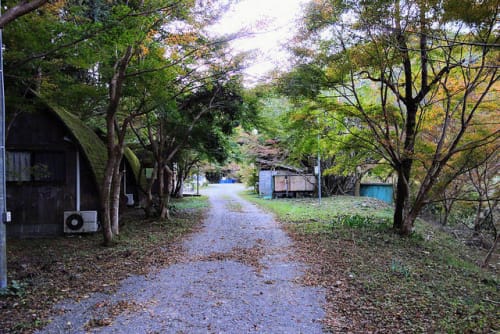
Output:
top-left (258, 170), bottom-right (278, 197)
top-left (273, 175), bottom-right (316, 192)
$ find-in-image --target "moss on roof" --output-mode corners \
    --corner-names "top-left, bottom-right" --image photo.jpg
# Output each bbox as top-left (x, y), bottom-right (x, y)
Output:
top-left (33, 93), bottom-right (148, 196)
top-left (123, 147), bottom-right (147, 189)
top-left (37, 97), bottom-right (108, 193)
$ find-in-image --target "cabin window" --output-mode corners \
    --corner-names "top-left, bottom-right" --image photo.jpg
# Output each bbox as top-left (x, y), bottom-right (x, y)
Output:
top-left (6, 151), bottom-right (65, 183)
top-left (145, 168), bottom-right (154, 179)
top-left (33, 152), bottom-right (65, 182)
top-left (6, 151), bottom-right (31, 181)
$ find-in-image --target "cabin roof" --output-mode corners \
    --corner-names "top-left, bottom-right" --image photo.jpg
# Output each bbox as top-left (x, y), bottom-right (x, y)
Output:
top-left (256, 160), bottom-right (304, 173)
top-left (33, 93), bottom-right (148, 195)
top-left (38, 98), bottom-right (108, 192)
top-left (123, 146), bottom-right (147, 189)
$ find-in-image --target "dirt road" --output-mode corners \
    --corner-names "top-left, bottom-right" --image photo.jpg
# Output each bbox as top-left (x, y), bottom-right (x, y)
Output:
top-left (37, 184), bottom-right (325, 333)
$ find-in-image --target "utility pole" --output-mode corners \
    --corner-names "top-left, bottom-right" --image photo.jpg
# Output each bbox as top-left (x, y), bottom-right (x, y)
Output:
top-left (196, 165), bottom-right (200, 196)
top-left (0, 16), bottom-right (7, 288)
top-left (317, 118), bottom-right (321, 205)
top-left (317, 133), bottom-right (321, 205)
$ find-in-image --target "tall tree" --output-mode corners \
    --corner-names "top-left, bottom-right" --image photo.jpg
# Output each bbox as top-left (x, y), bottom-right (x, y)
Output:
top-left (285, 0), bottom-right (499, 235)
top-left (95, 0), bottom-right (204, 244)
top-left (132, 73), bottom-right (246, 218)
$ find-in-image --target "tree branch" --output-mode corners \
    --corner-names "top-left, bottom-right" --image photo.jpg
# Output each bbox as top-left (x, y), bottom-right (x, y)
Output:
top-left (0, 0), bottom-right (48, 28)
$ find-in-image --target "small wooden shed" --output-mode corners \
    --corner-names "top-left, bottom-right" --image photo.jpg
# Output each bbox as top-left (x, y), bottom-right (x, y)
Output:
top-left (258, 170), bottom-right (287, 198)
top-left (5, 97), bottom-right (107, 237)
top-left (273, 174), bottom-right (316, 197)
top-left (258, 167), bottom-right (316, 199)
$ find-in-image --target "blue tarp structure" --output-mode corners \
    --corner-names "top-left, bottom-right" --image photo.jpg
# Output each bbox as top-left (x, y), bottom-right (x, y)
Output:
top-left (360, 183), bottom-right (393, 204)
top-left (219, 178), bottom-right (236, 184)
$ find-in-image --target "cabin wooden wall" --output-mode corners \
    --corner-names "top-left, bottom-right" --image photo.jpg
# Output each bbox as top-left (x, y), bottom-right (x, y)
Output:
top-left (121, 159), bottom-right (140, 207)
top-left (6, 110), bottom-right (100, 237)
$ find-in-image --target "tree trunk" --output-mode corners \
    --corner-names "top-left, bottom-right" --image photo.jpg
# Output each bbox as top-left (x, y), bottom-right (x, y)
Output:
top-left (101, 145), bottom-right (126, 245)
top-left (0, 0), bottom-right (49, 28)
top-left (144, 191), bottom-right (154, 218)
top-left (402, 211), bottom-right (418, 236)
top-left (393, 160), bottom-right (413, 235)
top-left (172, 168), bottom-right (184, 198)
top-left (442, 199), bottom-right (454, 226)
top-left (157, 164), bottom-right (165, 215)
top-left (160, 167), bottom-right (173, 219)
top-left (354, 174), bottom-right (361, 197)
top-left (100, 46), bottom-right (133, 245)
top-left (100, 185), bottom-right (113, 246)
top-left (391, 1), bottom-right (419, 236)
top-left (176, 177), bottom-right (184, 198)
top-left (110, 163), bottom-right (122, 236)
top-left (142, 162), bottom-right (158, 218)
top-left (474, 197), bottom-right (484, 233)
top-left (100, 152), bottom-right (117, 245)
top-left (482, 232), bottom-right (498, 268)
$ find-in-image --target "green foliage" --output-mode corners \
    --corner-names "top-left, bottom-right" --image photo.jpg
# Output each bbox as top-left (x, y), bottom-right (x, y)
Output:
top-left (390, 259), bottom-right (411, 279)
top-left (281, 0), bottom-right (500, 236)
top-left (171, 196), bottom-right (209, 210)
top-left (332, 214), bottom-right (390, 229)
top-left (442, 0), bottom-right (499, 26)
top-left (445, 202), bottom-right (477, 227)
top-left (0, 280), bottom-right (27, 298)
top-left (239, 164), bottom-right (258, 191)
top-left (241, 192), bottom-right (393, 227)
top-left (277, 64), bottom-right (325, 99)
top-left (3, 0), bottom-right (251, 191)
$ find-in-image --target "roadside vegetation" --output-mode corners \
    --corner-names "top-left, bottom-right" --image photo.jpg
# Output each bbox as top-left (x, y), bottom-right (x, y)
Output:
top-left (243, 192), bottom-right (499, 333)
top-left (0, 196), bottom-right (208, 334)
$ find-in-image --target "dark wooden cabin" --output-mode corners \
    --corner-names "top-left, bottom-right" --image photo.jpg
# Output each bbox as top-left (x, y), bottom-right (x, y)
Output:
top-left (6, 98), bottom-right (107, 237)
top-left (122, 147), bottom-right (145, 207)
top-left (92, 129), bottom-right (146, 208)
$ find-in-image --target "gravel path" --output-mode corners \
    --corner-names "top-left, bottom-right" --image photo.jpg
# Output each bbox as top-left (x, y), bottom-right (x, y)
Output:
top-left (37, 184), bottom-right (326, 333)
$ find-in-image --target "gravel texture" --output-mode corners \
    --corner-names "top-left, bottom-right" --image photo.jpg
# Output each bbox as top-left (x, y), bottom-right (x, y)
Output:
top-left (37, 184), bottom-right (326, 333)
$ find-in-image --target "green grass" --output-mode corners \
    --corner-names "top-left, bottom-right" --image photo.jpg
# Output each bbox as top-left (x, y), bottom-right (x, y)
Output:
top-left (242, 191), bottom-right (499, 333)
top-left (172, 196), bottom-right (209, 210)
top-left (243, 192), bottom-right (392, 220)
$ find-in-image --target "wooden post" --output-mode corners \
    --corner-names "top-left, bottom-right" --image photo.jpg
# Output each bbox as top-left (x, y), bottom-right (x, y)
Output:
top-left (0, 24), bottom-right (8, 288)
top-left (196, 165), bottom-right (200, 196)
top-left (317, 128), bottom-right (321, 205)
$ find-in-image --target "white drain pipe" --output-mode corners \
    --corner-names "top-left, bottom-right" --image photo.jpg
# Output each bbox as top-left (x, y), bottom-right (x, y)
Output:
top-left (76, 150), bottom-right (80, 211)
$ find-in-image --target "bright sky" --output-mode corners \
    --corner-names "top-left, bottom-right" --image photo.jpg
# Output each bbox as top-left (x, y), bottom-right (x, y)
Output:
top-left (209, 0), bottom-right (309, 86)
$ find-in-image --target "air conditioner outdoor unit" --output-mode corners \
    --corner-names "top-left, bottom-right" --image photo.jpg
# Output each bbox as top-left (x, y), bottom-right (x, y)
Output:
top-left (63, 211), bottom-right (99, 233)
